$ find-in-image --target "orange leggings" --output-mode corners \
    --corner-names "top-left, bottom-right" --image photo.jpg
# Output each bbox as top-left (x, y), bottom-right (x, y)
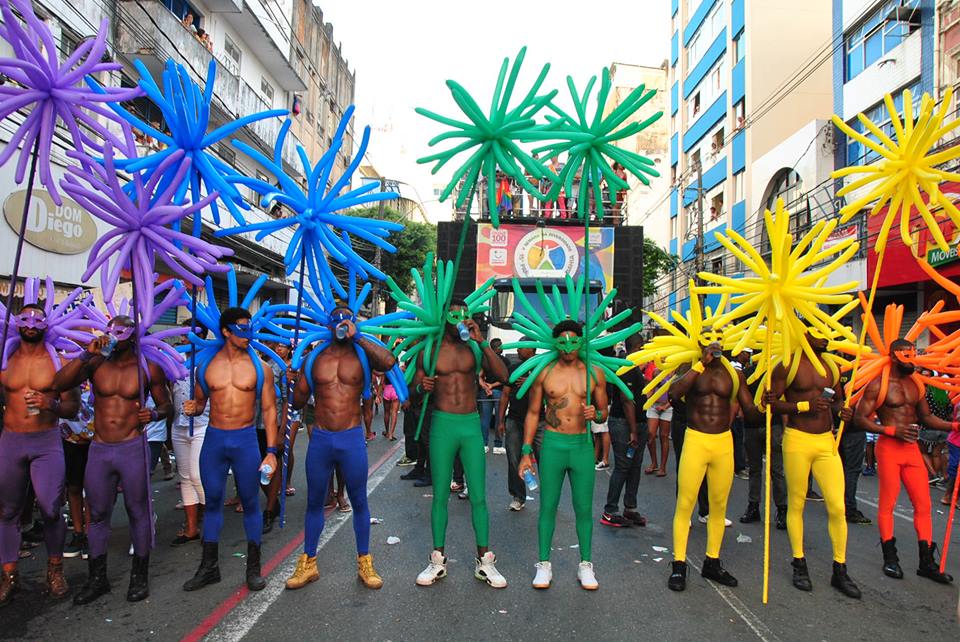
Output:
top-left (876, 435), bottom-right (932, 543)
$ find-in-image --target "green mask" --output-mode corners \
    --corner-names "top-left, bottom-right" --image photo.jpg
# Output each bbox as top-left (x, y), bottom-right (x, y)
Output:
top-left (555, 335), bottom-right (583, 354)
top-left (446, 308), bottom-right (469, 325)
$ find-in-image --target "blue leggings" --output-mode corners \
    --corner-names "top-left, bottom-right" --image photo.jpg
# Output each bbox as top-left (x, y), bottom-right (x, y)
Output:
top-left (304, 426), bottom-right (370, 557)
top-left (200, 425), bottom-right (263, 545)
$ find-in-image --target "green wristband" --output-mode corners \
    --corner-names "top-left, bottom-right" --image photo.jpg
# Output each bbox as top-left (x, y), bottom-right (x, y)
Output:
top-left (521, 444), bottom-right (534, 456)
top-left (479, 340), bottom-right (490, 349)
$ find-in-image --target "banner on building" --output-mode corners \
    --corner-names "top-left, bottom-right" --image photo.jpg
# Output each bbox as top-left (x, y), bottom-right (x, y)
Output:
top-left (475, 223), bottom-right (615, 290)
top-left (868, 181), bottom-right (960, 288)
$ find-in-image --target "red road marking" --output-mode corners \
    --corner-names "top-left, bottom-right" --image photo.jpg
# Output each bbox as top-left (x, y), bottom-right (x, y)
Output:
top-left (182, 441), bottom-right (403, 642)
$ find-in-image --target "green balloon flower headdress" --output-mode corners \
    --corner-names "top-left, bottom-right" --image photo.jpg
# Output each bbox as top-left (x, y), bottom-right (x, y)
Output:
top-left (365, 252), bottom-right (495, 385)
top-left (502, 274), bottom-right (640, 399)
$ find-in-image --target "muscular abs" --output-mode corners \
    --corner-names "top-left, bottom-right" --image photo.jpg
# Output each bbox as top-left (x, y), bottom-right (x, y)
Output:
top-left (91, 358), bottom-right (144, 443)
top-left (686, 366), bottom-right (734, 435)
top-left (204, 352), bottom-right (259, 429)
top-left (875, 376), bottom-right (922, 428)
top-left (310, 345), bottom-right (364, 430)
top-left (780, 357), bottom-right (837, 435)
top-left (432, 340), bottom-right (480, 414)
top-left (543, 362), bottom-right (591, 434)
top-left (1, 349), bottom-right (59, 433)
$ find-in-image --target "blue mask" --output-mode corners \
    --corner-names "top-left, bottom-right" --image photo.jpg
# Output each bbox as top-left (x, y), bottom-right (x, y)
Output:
top-left (227, 323), bottom-right (253, 339)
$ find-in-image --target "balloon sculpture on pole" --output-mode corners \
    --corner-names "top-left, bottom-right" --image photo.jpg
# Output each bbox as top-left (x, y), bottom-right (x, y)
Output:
top-left (693, 199), bottom-right (860, 605)
top-left (217, 107), bottom-right (402, 526)
top-left (0, 0), bottom-right (141, 379)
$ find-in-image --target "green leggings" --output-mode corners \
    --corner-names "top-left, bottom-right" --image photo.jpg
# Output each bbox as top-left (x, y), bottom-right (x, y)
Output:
top-left (538, 430), bottom-right (595, 562)
top-left (429, 410), bottom-right (489, 548)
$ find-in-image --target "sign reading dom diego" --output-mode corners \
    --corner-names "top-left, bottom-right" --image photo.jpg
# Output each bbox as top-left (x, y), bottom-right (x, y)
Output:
top-left (3, 189), bottom-right (97, 255)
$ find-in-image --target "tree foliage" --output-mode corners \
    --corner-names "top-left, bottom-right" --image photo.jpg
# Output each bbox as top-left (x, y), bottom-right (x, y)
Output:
top-left (643, 237), bottom-right (676, 300)
top-left (349, 206), bottom-right (437, 303)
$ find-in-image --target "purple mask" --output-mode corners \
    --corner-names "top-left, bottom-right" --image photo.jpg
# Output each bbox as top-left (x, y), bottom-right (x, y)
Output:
top-left (15, 313), bottom-right (47, 330)
top-left (107, 325), bottom-right (135, 341)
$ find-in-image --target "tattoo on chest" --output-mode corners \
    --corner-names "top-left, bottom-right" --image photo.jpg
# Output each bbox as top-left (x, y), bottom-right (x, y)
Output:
top-left (545, 397), bottom-right (568, 428)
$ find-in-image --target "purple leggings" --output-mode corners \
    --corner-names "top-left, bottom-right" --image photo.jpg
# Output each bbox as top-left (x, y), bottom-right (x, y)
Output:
top-left (0, 428), bottom-right (66, 563)
top-left (85, 436), bottom-right (154, 558)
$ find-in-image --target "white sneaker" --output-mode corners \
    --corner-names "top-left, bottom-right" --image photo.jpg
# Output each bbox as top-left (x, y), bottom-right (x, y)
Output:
top-left (508, 499), bottom-right (525, 511)
top-left (492, 446), bottom-right (506, 455)
top-left (578, 561), bottom-right (599, 590)
top-left (128, 543), bottom-right (134, 556)
top-left (415, 550), bottom-right (447, 586)
top-left (484, 446), bottom-right (490, 454)
top-left (458, 486), bottom-right (469, 500)
top-left (698, 514), bottom-right (733, 527)
top-left (475, 551), bottom-right (507, 588)
top-left (532, 561), bottom-right (552, 589)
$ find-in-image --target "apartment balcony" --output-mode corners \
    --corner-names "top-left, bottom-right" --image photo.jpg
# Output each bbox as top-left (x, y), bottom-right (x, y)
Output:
top-left (115, 0), bottom-right (240, 115)
top-left (223, 0), bottom-right (307, 92)
top-left (236, 80), bottom-right (302, 175)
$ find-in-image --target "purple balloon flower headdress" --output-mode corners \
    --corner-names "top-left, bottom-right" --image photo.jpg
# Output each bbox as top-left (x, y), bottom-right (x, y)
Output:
top-left (98, 279), bottom-right (190, 382)
top-left (0, 276), bottom-right (102, 368)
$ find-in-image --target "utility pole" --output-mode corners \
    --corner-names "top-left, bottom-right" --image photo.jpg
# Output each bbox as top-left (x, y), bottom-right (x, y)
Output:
top-left (693, 160), bottom-right (705, 307)
top-left (370, 177), bottom-right (387, 315)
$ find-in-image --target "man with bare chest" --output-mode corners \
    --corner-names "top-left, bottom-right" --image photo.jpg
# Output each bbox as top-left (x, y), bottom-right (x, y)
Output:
top-left (764, 332), bottom-right (860, 597)
top-left (414, 300), bottom-right (509, 588)
top-left (853, 338), bottom-right (957, 584)
top-left (284, 306), bottom-right (395, 591)
top-left (53, 315), bottom-right (171, 605)
top-left (518, 320), bottom-right (607, 590)
top-left (181, 308), bottom-right (279, 592)
top-left (0, 304), bottom-right (79, 604)
top-left (666, 342), bottom-right (758, 591)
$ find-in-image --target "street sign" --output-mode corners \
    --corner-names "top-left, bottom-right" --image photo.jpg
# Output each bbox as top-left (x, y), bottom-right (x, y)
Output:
top-left (3, 188), bottom-right (97, 255)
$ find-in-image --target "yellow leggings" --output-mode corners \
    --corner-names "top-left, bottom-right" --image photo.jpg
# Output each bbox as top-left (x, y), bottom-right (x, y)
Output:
top-left (673, 428), bottom-right (733, 562)
top-left (782, 428), bottom-right (847, 563)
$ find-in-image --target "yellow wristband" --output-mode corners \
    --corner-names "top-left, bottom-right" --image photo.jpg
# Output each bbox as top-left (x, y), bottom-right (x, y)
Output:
top-left (796, 400), bottom-right (810, 413)
top-left (691, 362), bottom-right (705, 373)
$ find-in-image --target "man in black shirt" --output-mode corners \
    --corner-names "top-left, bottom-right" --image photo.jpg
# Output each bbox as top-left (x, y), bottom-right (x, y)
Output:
top-left (602, 334), bottom-right (646, 527)
top-left (497, 345), bottom-right (542, 511)
top-left (740, 351), bottom-right (787, 528)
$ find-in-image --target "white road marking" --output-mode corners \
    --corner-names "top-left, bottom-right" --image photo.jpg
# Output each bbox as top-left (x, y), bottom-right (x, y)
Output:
top-left (855, 493), bottom-right (915, 522)
top-left (205, 447), bottom-right (403, 642)
top-left (687, 554), bottom-right (781, 642)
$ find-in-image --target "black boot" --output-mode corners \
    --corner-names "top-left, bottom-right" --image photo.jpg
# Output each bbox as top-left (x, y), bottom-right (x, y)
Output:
top-left (701, 557), bottom-right (738, 587)
top-left (262, 510), bottom-right (276, 535)
top-left (881, 538), bottom-right (903, 579)
top-left (917, 541), bottom-right (953, 584)
top-left (127, 555), bottom-right (149, 602)
top-left (791, 557), bottom-right (812, 591)
top-left (775, 506), bottom-right (787, 530)
top-left (740, 502), bottom-right (760, 524)
top-left (183, 542), bottom-right (221, 591)
top-left (246, 541), bottom-right (266, 591)
top-left (667, 560), bottom-right (687, 591)
top-left (74, 555), bottom-right (110, 605)
top-left (830, 562), bottom-right (861, 598)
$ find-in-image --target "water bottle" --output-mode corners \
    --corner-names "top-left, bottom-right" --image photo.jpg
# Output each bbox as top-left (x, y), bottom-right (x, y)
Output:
top-left (626, 446), bottom-right (636, 459)
top-left (259, 464), bottom-right (273, 486)
top-left (101, 336), bottom-right (117, 358)
top-left (335, 324), bottom-right (348, 340)
top-left (456, 322), bottom-right (470, 342)
top-left (523, 469), bottom-right (538, 491)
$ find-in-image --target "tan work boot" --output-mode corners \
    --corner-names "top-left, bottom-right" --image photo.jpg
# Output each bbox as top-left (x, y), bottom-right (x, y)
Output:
top-left (47, 558), bottom-right (69, 599)
top-left (0, 567), bottom-right (19, 605)
top-left (285, 553), bottom-right (319, 590)
top-left (358, 553), bottom-right (383, 589)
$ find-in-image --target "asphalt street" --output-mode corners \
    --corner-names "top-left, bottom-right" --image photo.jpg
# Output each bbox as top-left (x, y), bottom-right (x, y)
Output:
top-left (3, 413), bottom-right (960, 641)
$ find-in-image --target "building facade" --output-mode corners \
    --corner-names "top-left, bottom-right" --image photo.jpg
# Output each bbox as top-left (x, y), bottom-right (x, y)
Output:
top-left (0, 0), bottom-right (355, 313)
top-left (665, 0), bottom-right (833, 313)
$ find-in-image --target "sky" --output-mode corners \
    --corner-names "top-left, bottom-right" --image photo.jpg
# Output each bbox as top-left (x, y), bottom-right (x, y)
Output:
top-left (316, 0), bottom-right (671, 222)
